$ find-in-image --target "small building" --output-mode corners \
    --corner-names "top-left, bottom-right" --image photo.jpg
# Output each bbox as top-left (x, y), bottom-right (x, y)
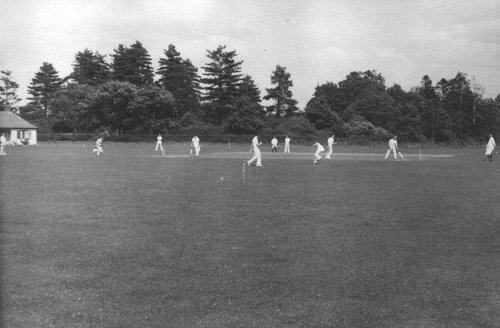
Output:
top-left (0, 111), bottom-right (38, 145)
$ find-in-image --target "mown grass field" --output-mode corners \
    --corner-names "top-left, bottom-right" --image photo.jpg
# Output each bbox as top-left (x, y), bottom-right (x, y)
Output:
top-left (1, 142), bottom-right (500, 327)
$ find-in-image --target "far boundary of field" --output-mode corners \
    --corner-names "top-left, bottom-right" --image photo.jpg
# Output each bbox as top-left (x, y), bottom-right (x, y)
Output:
top-left (36, 133), bottom-right (487, 148)
top-left (150, 152), bottom-right (455, 161)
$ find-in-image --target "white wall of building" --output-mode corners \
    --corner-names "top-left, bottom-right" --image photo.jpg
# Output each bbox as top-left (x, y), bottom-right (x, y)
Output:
top-left (7, 129), bottom-right (37, 145)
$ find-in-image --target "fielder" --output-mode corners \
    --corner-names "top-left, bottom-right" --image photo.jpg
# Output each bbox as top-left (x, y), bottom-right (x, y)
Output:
top-left (271, 136), bottom-right (278, 152)
top-left (312, 142), bottom-right (325, 164)
top-left (93, 137), bottom-right (103, 156)
top-left (485, 133), bottom-right (496, 161)
top-left (0, 133), bottom-right (7, 155)
top-left (155, 134), bottom-right (164, 155)
top-left (191, 135), bottom-right (200, 157)
top-left (284, 136), bottom-right (290, 153)
top-left (325, 134), bottom-right (337, 160)
top-left (385, 136), bottom-right (404, 160)
top-left (247, 135), bottom-right (262, 167)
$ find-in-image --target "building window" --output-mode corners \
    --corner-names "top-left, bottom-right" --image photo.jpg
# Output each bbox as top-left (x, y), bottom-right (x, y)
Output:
top-left (17, 130), bottom-right (30, 140)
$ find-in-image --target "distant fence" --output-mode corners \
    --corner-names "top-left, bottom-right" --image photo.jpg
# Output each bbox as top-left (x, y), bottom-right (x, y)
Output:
top-left (38, 133), bottom-right (257, 143)
top-left (37, 133), bottom-right (481, 148)
top-left (37, 133), bottom-right (355, 144)
top-left (38, 133), bottom-right (379, 144)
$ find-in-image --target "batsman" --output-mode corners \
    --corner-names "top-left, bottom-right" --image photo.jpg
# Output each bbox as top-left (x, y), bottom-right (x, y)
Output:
top-left (385, 136), bottom-right (404, 160)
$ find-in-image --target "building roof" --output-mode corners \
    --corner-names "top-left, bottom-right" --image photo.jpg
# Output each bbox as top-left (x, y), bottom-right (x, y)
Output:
top-left (0, 111), bottom-right (37, 129)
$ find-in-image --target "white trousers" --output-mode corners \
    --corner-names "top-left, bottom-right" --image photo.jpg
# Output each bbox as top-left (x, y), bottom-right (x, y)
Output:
top-left (385, 146), bottom-right (397, 159)
top-left (193, 144), bottom-right (200, 156)
top-left (248, 148), bottom-right (262, 166)
top-left (284, 144), bottom-right (290, 153)
top-left (314, 151), bottom-right (322, 162)
top-left (155, 142), bottom-right (163, 152)
top-left (325, 145), bottom-right (333, 159)
top-left (93, 145), bottom-right (103, 155)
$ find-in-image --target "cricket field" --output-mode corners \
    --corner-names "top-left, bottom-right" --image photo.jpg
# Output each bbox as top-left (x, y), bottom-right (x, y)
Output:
top-left (1, 142), bottom-right (499, 327)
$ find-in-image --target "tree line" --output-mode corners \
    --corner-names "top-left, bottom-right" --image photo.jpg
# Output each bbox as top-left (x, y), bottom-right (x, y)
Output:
top-left (1, 40), bottom-right (499, 143)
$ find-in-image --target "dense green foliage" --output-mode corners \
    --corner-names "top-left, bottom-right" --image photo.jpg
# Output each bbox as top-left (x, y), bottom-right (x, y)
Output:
top-left (306, 71), bottom-right (500, 142)
top-left (2, 41), bottom-right (499, 142)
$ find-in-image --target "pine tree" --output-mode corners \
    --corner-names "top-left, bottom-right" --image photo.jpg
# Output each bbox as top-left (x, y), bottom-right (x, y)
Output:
top-left (128, 41), bottom-right (154, 85)
top-left (111, 44), bottom-right (129, 82)
top-left (224, 75), bottom-right (265, 134)
top-left (202, 45), bottom-right (243, 124)
top-left (71, 49), bottom-right (110, 85)
top-left (0, 70), bottom-right (22, 112)
top-left (157, 45), bottom-right (201, 117)
top-left (239, 75), bottom-right (262, 106)
top-left (264, 65), bottom-right (298, 117)
top-left (27, 62), bottom-right (62, 116)
top-left (111, 41), bottom-right (154, 86)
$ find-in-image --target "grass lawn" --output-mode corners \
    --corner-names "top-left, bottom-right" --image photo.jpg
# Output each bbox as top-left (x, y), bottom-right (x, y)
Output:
top-left (1, 142), bottom-right (500, 327)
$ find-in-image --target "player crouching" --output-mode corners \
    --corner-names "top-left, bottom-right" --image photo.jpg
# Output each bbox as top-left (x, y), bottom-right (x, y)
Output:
top-left (312, 142), bottom-right (325, 164)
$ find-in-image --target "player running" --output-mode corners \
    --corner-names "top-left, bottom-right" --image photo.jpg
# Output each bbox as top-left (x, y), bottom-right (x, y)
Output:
top-left (93, 137), bottom-right (103, 156)
top-left (485, 133), bottom-right (496, 161)
top-left (247, 135), bottom-right (263, 167)
top-left (325, 134), bottom-right (337, 160)
top-left (312, 142), bottom-right (325, 164)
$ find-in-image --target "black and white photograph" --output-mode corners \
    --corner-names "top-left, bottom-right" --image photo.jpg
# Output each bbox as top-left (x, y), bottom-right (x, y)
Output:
top-left (1, 1), bottom-right (500, 327)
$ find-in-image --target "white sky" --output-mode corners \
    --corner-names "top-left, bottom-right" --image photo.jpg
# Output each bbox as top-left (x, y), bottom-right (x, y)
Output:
top-left (1, 0), bottom-right (499, 108)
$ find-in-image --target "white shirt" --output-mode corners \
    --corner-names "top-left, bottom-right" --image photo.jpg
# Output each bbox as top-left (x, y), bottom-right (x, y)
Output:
top-left (157, 135), bottom-right (162, 142)
top-left (388, 138), bottom-right (397, 149)
top-left (486, 137), bottom-right (496, 155)
top-left (96, 138), bottom-right (102, 146)
top-left (313, 143), bottom-right (324, 152)
top-left (252, 136), bottom-right (260, 147)
top-left (192, 136), bottom-right (199, 145)
top-left (327, 137), bottom-right (334, 146)
top-left (487, 137), bottom-right (496, 148)
top-left (271, 138), bottom-right (278, 146)
top-left (285, 137), bottom-right (290, 145)
top-left (0, 135), bottom-right (6, 145)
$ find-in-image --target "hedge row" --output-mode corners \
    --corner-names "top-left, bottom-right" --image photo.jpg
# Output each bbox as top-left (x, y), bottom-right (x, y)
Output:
top-left (37, 133), bottom-right (327, 144)
top-left (38, 133), bottom-right (480, 147)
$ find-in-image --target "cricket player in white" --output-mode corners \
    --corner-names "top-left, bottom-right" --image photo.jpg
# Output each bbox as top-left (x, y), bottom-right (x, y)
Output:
top-left (385, 136), bottom-right (403, 160)
top-left (271, 136), bottom-right (278, 152)
top-left (191, 136), bottom-right (200, 157)
top-left (93, 137), bottom-right (103, 155)
top-left (284, 136), bottom-right (290, 153)
top-left (312, 142), bottom-right (325, 164)
top-left (0, 133), bottom-right (7, 155)
top-left (325, 134), bottom-right (337, 160)
top-left (485, 133), bottom-right (496, 161)
top-left (155, 134), bottom-right (164, 155)
top-left (247, 135), bottom-right (262, 166)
